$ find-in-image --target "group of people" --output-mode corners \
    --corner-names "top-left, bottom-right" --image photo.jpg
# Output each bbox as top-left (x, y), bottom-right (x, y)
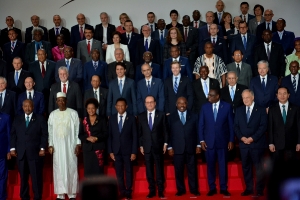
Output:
top-left (0, 0), bottom-right (300, 200)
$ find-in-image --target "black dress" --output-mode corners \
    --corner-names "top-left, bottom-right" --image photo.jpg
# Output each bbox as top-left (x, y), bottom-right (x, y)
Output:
top-left (79, 115), bottom-right (108, 177)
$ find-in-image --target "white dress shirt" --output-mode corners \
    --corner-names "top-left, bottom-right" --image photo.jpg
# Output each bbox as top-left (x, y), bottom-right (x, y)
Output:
top-left (260, 75), bottom-right (268, 85)
top-left (118, 111), bottom-right (127, 127)
top-left (279, 101), bottom-right (289, 115)
top-left (118, 76), bottom-right (126, 90)
top-left (201, 78), bottom-right (210, 96)
top-left (144, 36), bottom-right (151, 48)
top-left (145, 76), bottom-right (152, 86)
top-left (228, 84), bottom-right (237, 95)
top-left (264, 42), bottom-right (272, 55)
top-left (61, 81), bottom-right (69, 93)
top-left (147, 109), bottom-right (156, 126)
top-left (39, 61), bottom-right (47, 72)
top-left (27, 90), bottom-right (34, 99)
top-left (246, 102), bottom-right (255, 116)
top-left (173, 73), bottom-right (181, 87)
top-left (79, 24), bottom-right (85, 32)
top-left (102, 26), bottom-right (108, 44)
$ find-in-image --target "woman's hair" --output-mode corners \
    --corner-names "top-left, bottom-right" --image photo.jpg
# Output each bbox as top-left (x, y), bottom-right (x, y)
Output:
top-left (112, 31), bottom-right (122, 42)
top-left (85, 98), bottom-right (99, 109)
top-left (253, 4), bottom-right (264, 16)
top-left (166, 27), bottom-right (183, 43)
top-left (221, 12), bottom-right (232, 24)
top-left (119, 13), bottom-right (130, 21)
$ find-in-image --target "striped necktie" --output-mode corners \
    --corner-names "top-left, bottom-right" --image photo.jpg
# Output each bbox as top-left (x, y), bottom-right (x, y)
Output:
top-left (174, 77), bottom-right (178, 93)
top-left (293, 76), bottom-right (297, 92)
top-left (11, 41), bottom-right (15, 52)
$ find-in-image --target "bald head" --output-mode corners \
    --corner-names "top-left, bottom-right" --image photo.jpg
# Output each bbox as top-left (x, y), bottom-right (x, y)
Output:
top-left (77, 13), bottom-right (86, 25)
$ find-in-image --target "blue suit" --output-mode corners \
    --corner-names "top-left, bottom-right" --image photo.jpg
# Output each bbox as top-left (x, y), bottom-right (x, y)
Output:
top-left (198, 25), bottom-right (223, 42)
top-left (84, 60), bottom-right (108, 90)
top-left (0, 112), bottom-right (10, 200)
top-left (198, 101), bottom-right (234, 191)
top-left (17, 91), bottom-right (44, 115)
top-left (281, 74), bottom-right (300, 107)
top-left (250, 75), bottom-right (278, 108)
top-left (137, 77), bottom-right (164, 114)
top-left (163, 57), bottom-right (193, 81)
top-left (272, 30), bottom-right (295, 55)
top-left (55, 58), bottom-right (83, 84)
top-left (121, 32), bottom-right (141, 66)
top-left (135, 63), bottom-right (162, 82)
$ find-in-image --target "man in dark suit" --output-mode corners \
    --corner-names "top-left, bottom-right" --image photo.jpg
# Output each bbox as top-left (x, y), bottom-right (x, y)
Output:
top-left (121, 20), bottom-right (141, 66)
top-left (25, 27), bottom-right (52, 66)
top-left (281, 61), bottom-right (300, 107)
top-left (140, 12), bottom-right (158, 35)
top-left (48, 15), bottom-right (71, 47)
top-left (254, 30), bottom-right (285, 79)
top-left (180, 15), bottom-right (199, 67)
top-left (0, 60), bottom-right (6, 78)
top-left (190, 10), bottom-right (207, 28)
top-left (269, 87), bottom-right (300, 162)
top-left (164, 61), bottom-right (193, 115)
top-left (2, 29), bottom-right (25, 73)
top-left (107, 62), bottom-right (136, 116)
top-left (48, 66), bottom-right (83, 117)
top-left (135, 51), bottom-right (162, 82)
top-left (199, 88), bottom-right (234, 196)
top-left (25, 15), bottom-right (48, 44)
top-left (226, 16), bottom-right (242, 41)
top-left (56, 46), bottom-right (83, 84)
top-left (0, 77), bottom-right (16, 119)
top-left (240, 2), bottom-right (255, 24)
top-left (83, 75), bottom-right (107, 117)
top-left (221, 71), bottom-right (248, 113)
top-left (272, 18), bottom-right (295, 55)
top-left (0, 16), bottom-right (22, 48)
top-left (107, 48), bottom-right (134, 83)
top-left (250, 60), bottom-right (278, 109)
top-left (163, 46), bottom-right (193, 81)
top-left (17, 77), bottom-right (44, 115)
top-left (199, 11), bottom-right (223, 43)
top-left (135, 25), bottom-right (161, 66)
top-left (107, 98), bottom-right (137, 200)
top-left (151, 19), bottom-right (167, 64)
top-left (168, 97), bottom-right (200, 196)
top-left (192, 66), bottom-right (220, 113)
top-left (230, 21), bottom-right (256, 71)
top-left (256, 9), bottom-right (277, 44)
top-left (7, 57), bottom-right (31, 96)
top-left (138, 95), bottom-right (168, 198)
top-left (70, 13), bottom-right (94, 56)
top-left (10, 99), bottom-right (48, 200)
top-left (137, 64), bottom-right (164, 114)
top-left (213, 0), bottom-right (225, 25)
top-left (234, 89), bottom-right (267, 196)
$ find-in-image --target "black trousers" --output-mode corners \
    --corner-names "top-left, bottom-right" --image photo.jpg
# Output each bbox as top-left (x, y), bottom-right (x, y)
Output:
top-left (83, 150), bottom-right (104, 177)
top-left (114, 153), bottom-right (133, 196)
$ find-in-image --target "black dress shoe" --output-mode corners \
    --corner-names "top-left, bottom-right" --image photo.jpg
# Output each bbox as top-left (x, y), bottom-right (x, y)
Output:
top-left (206, 189), bottom-right (217, 196)
top-left (69, 198), bottom-right (76, 200)
top-left (175, 191), bottom-right (186, 196)
top-left (146, 192), bottom-right (155, 198)
top-left (220, 190), bottom-right (231, 196)
top-left (158, 191), bottom-right (165, 198)
top-left (241, 190), bottom-right (254, 196)
top-left (191, 191), bottom-right (200, 196)
top-left (126, 194), bottom-right (132, 200)
top-left (56, 198), bottom-right (64, 200)
top-left (256, 191), bottom-right (264, 196)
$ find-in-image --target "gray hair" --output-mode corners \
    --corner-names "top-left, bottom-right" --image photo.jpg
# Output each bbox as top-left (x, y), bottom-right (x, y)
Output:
top-left (32, 27), bottom-right (44, 35)
top-left (0, 76), bottom-right (7, 84)
top-left (242, 89), bottom-right (254, 97)
top-left (58, 66), bottom-right (69, 75)
top-left (257, 60), bottom-right (269, 69)
top-left (227, 71), bottom-right (237, 77)
top-left (114, 48), bottom-right (124, 54)
top-left (142, 25), bottom-right (151, 31)
top-left (100, 12), bottom-right (108, 17)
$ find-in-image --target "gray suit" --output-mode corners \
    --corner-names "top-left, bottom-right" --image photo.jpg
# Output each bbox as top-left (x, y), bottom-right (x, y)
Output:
top-left (55, 58), bottom-right (83, 84)
top-left (77, 39), bottom-right (103, 64)
top-left (226, 62), bottom-right (252, 87)
top-left (248, 17), bottom-right (265, 35)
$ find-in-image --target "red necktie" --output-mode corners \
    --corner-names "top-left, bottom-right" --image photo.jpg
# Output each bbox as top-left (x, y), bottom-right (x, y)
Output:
top-left (195, 21), bottom-right (198, 28)
top-left (80, 26), bottom-right (84, 39)
top-left (41, 62), bottom-right (46, 78)
top-left (87, 40), bottom-right (91, 54)
top-left (63, 83), bottom-right (66, 93)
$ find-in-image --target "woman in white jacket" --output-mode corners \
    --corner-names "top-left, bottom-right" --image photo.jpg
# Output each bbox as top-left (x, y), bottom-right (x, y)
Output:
top-left (105, 31), bottom-right (130, 64)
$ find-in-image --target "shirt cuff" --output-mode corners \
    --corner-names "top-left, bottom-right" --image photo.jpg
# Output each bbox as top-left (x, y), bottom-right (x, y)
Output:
top-left (200, 140), bottom-right (205, 143)
top-left (269, 144), bottom-right (274, 147)
top-left (164, 143), bottom-right (168, 145)
top-left (10, 148), bottom-right (15, 151)
top-left (167, 147), bottom-right (172, 150)
top-left (41, 148), bottom-right (44, 150)
top-left (197, 145), bottom-right (201, 147)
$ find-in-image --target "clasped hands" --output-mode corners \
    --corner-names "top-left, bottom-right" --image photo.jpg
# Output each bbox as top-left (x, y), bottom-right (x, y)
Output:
top-left (241, 137), bottom-right (253, 145)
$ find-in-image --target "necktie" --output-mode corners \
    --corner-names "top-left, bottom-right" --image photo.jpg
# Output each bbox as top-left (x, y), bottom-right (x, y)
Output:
top-left (119, 80), bottom-right (123, 94)
top-left (147, 81), bottom-right (151, 94)
top-left (293, 76), bottom-right (297, 92)
top-left (208, 25), bottom-right (210, 35)
top-left (11, 41), bottom-right (15, 52)
top-left (118, 115), bottom-right (123, 133)
top-left (41, 62), bottom-right (46, 78)
top-left (236, 64), bottom-right (240, 76)
top-left (148, 113), bottom-right (153, 130)
top-left (160, 31), bottom-right (164, 44)
top-left (150, 24), bottom-right (153, 32)
top-left (218, 13), bottom-right (222, 23)
top-left (0, 93), bottom-right (2, 109)
top-left (246, 107), bottom-right (250, 123)
top-left (15, 71), bottom-right (19, 85)
top-left (174, 77), bottom-right (178, 93)
top-left (36, 43), bottom-right (40, 53)
top-left (56, 28), bottom-right (59, 35)
top-left (243, 35), bottom-right (247, 50)
top-left (282, 105), bottom-right (287, 124)
top-left (262, 78), bottom-right (266, 91)
top-left (195, 21), bottom-right (198, 28)
top-left (267, 23), bottom-right (270, 30)
top-left (267, 44), bottom-right (270, 60)
top-left (230, 86), bottom-right (234, 101)
top-left (184, 28), bottom-right (188, 42)
top-left (203, 80), bottom-right (208, 97)
top-left (213, 103), bottom-right (217, 121)
top-left (244, 15), bottom-right (246, 22)
top-left (145, 39), bottom-right (149, 51)
top-left (94, 90), bottom-right (97, 99)
top-left (180, 112), bottom-right (185, 125)
top-left (212, 38), bottom-right (216, 45)
top-left (93, 62), bottom-right (98, 70)
top-left (28, 92), bottom-right (32, 100)
top-left (80, 26), bottom-right (84, 39)
top-left (66, 60), bottom-right (70, 70)
top-left (63, 83), bottom-right (66, 93)
top-left (87, 40), bottom-right (91, 54)
top-left (26, 116), bottom-right (30, 127)
top-left (237, 29), bottom-right (240, 34)
top-left (279, 32), bottom-right (283, 40)
top-left (127, 34), bottom-right (130, 43)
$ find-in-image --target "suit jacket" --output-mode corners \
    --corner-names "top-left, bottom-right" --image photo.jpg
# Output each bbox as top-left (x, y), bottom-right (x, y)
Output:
top-left (7, 70), bottom-right (31, 96)
top-left (48, 81), bottom-right (83, 116)
top-left (29, 60), bottom-right (56, 93)
top-left (226, 62), bottom-right (252, 87)
top-left (105, 43), bottom-right (130, 64)
top-left (256, 21), bottom-right (277, 44)
top-left (151, 29), bottom-right (167, 45)
top-left (199, 101), bottom-right (234, 148)
top-left (254, 42), bottom-right (286, 78)
top-left (190, 21), bottom-right (207, 28)
top-left (166, 23), bottom-right (183, 30)
top-left (121, 32), bottom-right (141, 66)
top-left (55, 58), bottom-right (83, 84)
top-left (198, 24), bottom-right (224, 42)
top-left (94, 23), bottom-right (116, 44)
top-left (48, 26), bottom-right (71, 47)
top-left (70, 24), bottom-right (94, 51)
top-left (168, 110), bottom-right (198, 154)
top-left (3, 41), bottom-right (26, 72)
top-left (107, 61), bottom-right (134, 83)
top-left (17, 91), bottom-right (44, 115)
top-left (0, 60), bottom-right (7, 78)
top-left (84, 60), bottom-right (108, 90)
top-left (135, 38), bottom-right (161, 65)
top-left (281, 75), bottom-right (300, 107)
top-left (179, 26), bottom-right (199, 64)
top-left (164, 75), bottom-right (193, 114)
top-left (137, 77), bottom-right (164, 113)
top-left (250, 75), bottom-right (278, 108)
top-left (163, 57), bottom-right (193, 81)
top-left (83, 87), bottom-right (108, 117)
top-left (25, 25), bottom-right (48, 44)
top-left (239, 14), bottom-right (255, 24)
top-left (192, 77), bottom-right (220, 113)
top-left (135, 62), bottom-right (162, 82)
top-left (0, 90), bottom-right (16, 118)
top-left (235, 103), bottom-right (267, 149)
top-left (0, 27), bottom-right (22, 48)
top-left (272, 30), bottom-right (295, 55)
top-left (10, 113), bottom-right (48, 160)
top-left (220, 84), bottom-right (248, 113)
top-left (248, 17), bottom-right (265, 35)
top-left (138, 110), bottom-right (168, 153)
top-left (230, 33), bottom-right (257, 68)
top-left (77, 39), bottom-right (103, 64)
top-left (268, 103), bottom-right (300, 150)
top-left (213, 12), bottom-right (223, 25)
top-left (140, 23), bottom-right (158, 35)
top-left (107, 77), bottom-right (137, 116)
top-left (200, 36), bottom-right (228, 64)
top-left (107, 113), bottom-right (138, 155)
top-left (0, 112), bottom-right (10, 158)
top-left (25, 41), bottom-right (52, 65)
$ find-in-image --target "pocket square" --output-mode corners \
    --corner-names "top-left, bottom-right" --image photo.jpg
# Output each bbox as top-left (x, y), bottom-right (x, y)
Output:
top-left (219, 43), bottom-right (222, 45)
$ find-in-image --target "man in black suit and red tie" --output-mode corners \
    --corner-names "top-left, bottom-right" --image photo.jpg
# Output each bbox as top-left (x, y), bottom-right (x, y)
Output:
top-left (138, 95), bottom-right (168, 198)
top-left (190, 10), bottom-right (207, 29)
top-left (0, 16), bottom-right (22, 49)
top-left (48, 15), bottom-right (71, 47)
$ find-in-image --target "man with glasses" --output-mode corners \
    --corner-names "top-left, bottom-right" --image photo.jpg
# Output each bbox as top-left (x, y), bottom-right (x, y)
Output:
top-left (256, 9), bottom-right (277, 44)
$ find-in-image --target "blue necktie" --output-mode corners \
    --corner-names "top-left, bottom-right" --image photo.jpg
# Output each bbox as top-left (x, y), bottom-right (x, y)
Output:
top-left (180, 112), bottom-right (185, 125)
top-left (15, 71), bottom-right (19, 85)
top-left (0, 93), bottom-right (2, 109)
top-left (293, 76), bottom-right (297, 92)
top-left (145, 39), bottom-right (149, 51)
top-left (119, 80), bottom-right (123, 95)
top-left (26, 116), bottom-right (30, 127)
top-left (149, 113), bottom-right (153, 130)
top-left (147, 81), bottom-right (151, 94)
top-left (93, 62), bottom-right (98, 70)
top-left (218, 13), bottom-right (222, 23)
top-left (230, 86), bottom-right (234, 101)
top-left (213, 103), bottom-right (217, 121)
top-left (150, 25), bottom-right (153, 32)
top-left (118, 115), bottom-right (123, 133)
top-left (282, 105), bottom-right (286, 124)
top-left (65, 60), bottom-right (70, 70)
top-left (262, 78), bottom-right (266, 91)
top-left (203, 80), bottom-right (208, 97)
top-left (246, 107), bottom-right (250, 123)
top-left (56, 28), bottom-right (59, 35)
top-left (160, 31), bottom-right (164, 45)
top-left (243, 36), bottom-right (247, 50)
top-left (174, 77), bottom-right (178, 93)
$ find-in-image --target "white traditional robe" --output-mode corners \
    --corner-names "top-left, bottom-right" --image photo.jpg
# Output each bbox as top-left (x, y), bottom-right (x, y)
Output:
top-left (48, 108), bottom-right (81, 195)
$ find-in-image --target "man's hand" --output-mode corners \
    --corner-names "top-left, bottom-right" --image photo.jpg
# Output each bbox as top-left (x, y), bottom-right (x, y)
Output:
top-left (246, 137), bottom-right (254, 144)
top-left (195, 74), bottom-right (200, 80)
top-left (48, 146), bottom-right (54, 155)
top-left (10, 150), bottom-right (17, 157)
top-left (168, 149), bottom-right (174, 156)
top-left (87, 136), bottom-right (97, 143)
top-left (266, 107), bottom-right (269, 114)
top-left (200, 142), bottom-right (207, 151)
top-left (296, 144), bottom-right (300, 152)
top-left (110, 153), bottom-right (115, 161)
top-left (163, 144), bottom-right (167, 154)
top-left (130, 154), bottom-right (136, 161)
top-left (7, 152), bottom-right (11, 160)
top-left (269, 144), bottom-right (276, 152)
top-left (140, 147), bottom-right (144, 155)
top-left (39, 150), bottom-right (45, 156)
top-left (196, 147), bottom-right (201, 154)
top-left (75, 145), bottom-right (81, 156)
top-left (241, 137), bottom-right (247, 143)
top-left (228, 142), bottom-right (234, 151)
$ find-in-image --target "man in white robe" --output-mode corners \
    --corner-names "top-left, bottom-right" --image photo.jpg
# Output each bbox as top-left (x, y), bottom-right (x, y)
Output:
top-left (48, 92), bottom-right (81, 200)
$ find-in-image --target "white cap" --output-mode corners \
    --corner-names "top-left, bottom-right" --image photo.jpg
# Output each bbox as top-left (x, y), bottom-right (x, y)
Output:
top-left (56, 92), bottom-right (66, 98)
